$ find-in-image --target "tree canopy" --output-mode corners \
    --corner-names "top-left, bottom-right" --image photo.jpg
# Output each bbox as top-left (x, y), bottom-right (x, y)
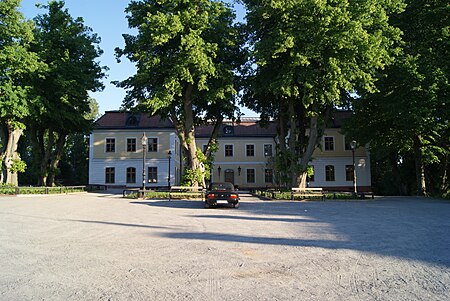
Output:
top-left (116, 0), bottom-right (244, 186)
top-left (27, 0), bottom-right (106, 186)
top-left (345, 0), bottom-right (449, 195)
top-left (0, 0), bottom-right (44, 184)
top-left (242, 0), bottom-right (405, 187)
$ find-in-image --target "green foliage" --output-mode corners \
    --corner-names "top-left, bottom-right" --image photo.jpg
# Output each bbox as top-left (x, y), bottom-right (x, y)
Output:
top-left (31, 1), bottom-right (106, 134)
top-left (254, 190), bottom-right (355, 200)
top-left (242, 0), bottom-right (405, 187)
top-left (0, 0), bottom-right (44, 125)
top-left (182, 168), bottom-right (204, 187)
top-left (243, 0), bottom-right (405, 113)
top-left (26, 1), bottom-right (106, 186)
top-left (0, 185), bottom-right (86, 195)
top-left (345, 0), bottom-right (449, 195)
top-left (116, 0), bottom-right (244, 184)
top-left (117, 0), bottom-right (242, 114)
top-left (9, 158), bottom-right (27, 173)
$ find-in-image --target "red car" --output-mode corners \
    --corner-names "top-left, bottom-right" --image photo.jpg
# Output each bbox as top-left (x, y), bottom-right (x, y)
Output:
top-left (205, 182), bottom-right (240, 208)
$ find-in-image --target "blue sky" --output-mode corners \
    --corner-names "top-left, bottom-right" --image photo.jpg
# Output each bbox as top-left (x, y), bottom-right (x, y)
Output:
top-left (19, 0), bottom-right (254, 116)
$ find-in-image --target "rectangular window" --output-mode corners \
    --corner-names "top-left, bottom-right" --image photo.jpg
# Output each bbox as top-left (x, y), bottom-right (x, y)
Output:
top-left (127, 138), bottom-right (137, 152)
top-left (148, 138), bottom-right (158, 152)
top-left (105, 138), bottom-right (115, 153)
top-left (246, 169), bottom-right (255, 183)
top-left (246, 145), bottom-right (255, 157)
top-left (265, 169), bottom-right (273, 183)
top-left (346, 165), bottom-right (354, 181)
top-left (148, 167), bottom-right (158, 183)
top-left (105, 167), bottom-right (115, 184)
top-left (324, 137), bottom-right (334, 151)
top-left (126, 167), bottom-right (136, 183)
top-left (225, 144), bottom-right (233, 157)
top-left (264, 144), bottom-right (273, 156)
top-left (325, 165), bottom-right (335, 181)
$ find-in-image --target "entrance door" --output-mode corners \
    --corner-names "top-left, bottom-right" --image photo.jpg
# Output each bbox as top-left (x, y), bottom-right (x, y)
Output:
top-left (224, 169), bottom-right (234, 184)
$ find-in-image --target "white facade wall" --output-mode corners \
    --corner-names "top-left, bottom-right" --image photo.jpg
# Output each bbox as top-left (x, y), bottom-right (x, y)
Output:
top-left (89, 132), bottom-right (180, 188)
top-left (309, 156), bottom-right (371, 188)
top-left (89, 158), bottom-right (174, 188)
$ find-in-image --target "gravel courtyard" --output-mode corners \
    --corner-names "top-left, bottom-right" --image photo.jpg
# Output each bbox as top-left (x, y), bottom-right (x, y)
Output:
top-left (0, 192), bottom-right (449, 301)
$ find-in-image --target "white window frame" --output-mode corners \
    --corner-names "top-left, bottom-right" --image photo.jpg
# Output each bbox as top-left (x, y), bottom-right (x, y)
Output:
top-left (126, 167), bottom-right (136, 184)
top-left (105, 167), bottom-right (115, 184)
top-left (148, 166), bottom-right (158, 183)
top-left (224, 144), bottom-right (234, 157)
top-left (126, 137), bottom-right (137, 153)
top-left (246, 144), bottom-right (255, 157)
top-left (324, 136), bottom-right (335, 151)
top-left (147, 137), bottom-right (158, 152)
top-left (325, 165), bottom-right (335, 181)
top-left (246, 168), bottom-right (256, 184)
top-left (105, 137), bottom-right (116, 153)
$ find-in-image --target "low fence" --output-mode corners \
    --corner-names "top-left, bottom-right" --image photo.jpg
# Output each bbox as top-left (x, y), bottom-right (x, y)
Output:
top-left (123, 186), bottom-right (205, 200)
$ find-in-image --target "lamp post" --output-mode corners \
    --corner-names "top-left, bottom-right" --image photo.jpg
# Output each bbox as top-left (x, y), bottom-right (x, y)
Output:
top-left (141, 133), bottom-right (147, 191)
top-left (218, 166), bottom-right (222, 179)
top-left (238, 166), bottom-right (242, 176)
top-left (350, 140), bottom-right (357, 196)
top-left (167, 150), bottom-right (172, 190)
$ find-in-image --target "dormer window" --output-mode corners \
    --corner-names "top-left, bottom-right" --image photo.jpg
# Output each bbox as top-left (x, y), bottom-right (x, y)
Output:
top-left (223, 125), bottom-right (234, 135)
top-left (126, 115), bottom-right (139, 126)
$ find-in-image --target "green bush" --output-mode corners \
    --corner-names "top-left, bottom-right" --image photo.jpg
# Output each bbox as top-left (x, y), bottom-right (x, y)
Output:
top-left (0, 186), bottom-right (86, 195)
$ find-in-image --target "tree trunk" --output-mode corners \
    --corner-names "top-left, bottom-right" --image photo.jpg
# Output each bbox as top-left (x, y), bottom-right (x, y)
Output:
top-left (36, 130), bottom-right (54, 186)
top-left (277, 101), bottom-right (289, 188)
top-left (440, 154), bottom-right (448, 194)
top-left (183, 83), bottom-right (202, 187)
top-left (3, 121), bottom-right (23, 186)
top-left (204, 115), bottom-right (223, 158)
top-left (46, 133), bottom-right (67, 186)
top-left (287, 99), bottom-right (298, 188)
top-left (413, 135), bottom-right (427, 196)
top-left (0, 123), bottom-right (8, 183)
top-left (388, 152), bottom-right (407, 195)
top-left (295, 115), bottom-right (320, 188)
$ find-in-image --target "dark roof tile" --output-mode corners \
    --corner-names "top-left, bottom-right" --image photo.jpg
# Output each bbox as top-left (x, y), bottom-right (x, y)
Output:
top-left (95, 111), bottom-right (173, 129)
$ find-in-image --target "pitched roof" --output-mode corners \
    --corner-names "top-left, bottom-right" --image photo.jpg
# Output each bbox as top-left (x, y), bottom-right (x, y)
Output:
top-left (94, 111), bottom-right (174, 129)
top-left (94, 110), bottom-right (351, 133)
top-left (195, 121), bottom-right (277, 138)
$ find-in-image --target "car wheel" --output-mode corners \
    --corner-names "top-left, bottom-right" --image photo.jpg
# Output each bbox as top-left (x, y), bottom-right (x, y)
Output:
top-left (233, 203), bottom-right (239, 209)
top-left (205, 202), bottom-right (211, 209)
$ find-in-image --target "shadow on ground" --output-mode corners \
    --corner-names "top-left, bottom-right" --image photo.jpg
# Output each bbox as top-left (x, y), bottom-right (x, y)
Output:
top-left (153, 197), bottom-right (450, 267)
top-left (130, 200), bottom-right (205, 209)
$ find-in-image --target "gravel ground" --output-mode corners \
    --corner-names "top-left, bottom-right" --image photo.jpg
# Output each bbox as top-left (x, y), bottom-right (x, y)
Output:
top-left (0, 192), bottom-right (449, 301)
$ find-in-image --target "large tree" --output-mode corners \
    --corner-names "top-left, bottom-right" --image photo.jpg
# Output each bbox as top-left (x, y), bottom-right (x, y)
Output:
top-left (116, 0), bottom-right (243, 187)
top-left (0, 0), bottom-right (44, 185)
top-left (242, 0), bottom-right (405, 188)
top-left (29, 1), bottom-right (106, 186)
top-left (345, 0), bottom-right (449, 196)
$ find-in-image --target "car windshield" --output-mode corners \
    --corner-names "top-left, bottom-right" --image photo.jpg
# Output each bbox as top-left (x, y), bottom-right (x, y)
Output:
top-left (210, 183), bottom-right (234, 191)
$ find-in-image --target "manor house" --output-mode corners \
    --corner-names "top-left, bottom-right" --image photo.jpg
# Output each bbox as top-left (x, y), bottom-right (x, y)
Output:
top-left (88, 111), bottom-right (371, 191)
